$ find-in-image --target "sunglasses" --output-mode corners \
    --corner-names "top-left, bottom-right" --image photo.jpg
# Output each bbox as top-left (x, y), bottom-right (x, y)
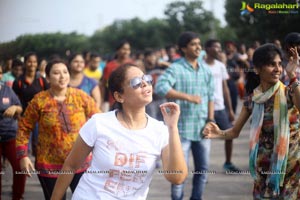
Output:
top-left (130, 75), bottom-right (153, 89)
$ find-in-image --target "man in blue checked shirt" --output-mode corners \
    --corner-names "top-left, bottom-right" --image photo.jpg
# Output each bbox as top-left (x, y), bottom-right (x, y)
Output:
top-left (155, 31), bottom-right (214, 200)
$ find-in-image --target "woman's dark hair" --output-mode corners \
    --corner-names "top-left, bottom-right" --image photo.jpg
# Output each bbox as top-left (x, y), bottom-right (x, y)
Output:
top-left (252, 43), bottom-right (282, 68)
top-left (245, 69), bottom-right (260, 95)
top-left (245, 43), bottom-right (282, 94)
top-left (177, 31), bottom-right (199, 56)
top-left (67, 53), bottom-right (84, 72)
top-left (114, 40), bottom-right (131, 60)
top-left (24, 52), bottom-right (38, 63)
top-left (108, 63), bottom-right (138, 110)
top-left (45, 59), bottom-right (68, 77)
top-left (68, 53), bottom-right (83, 64)
top-left (284, 32), bottom-right (300, 48)
top-left (115, 40), bottom-right (130, 51)
top-left (38, 57), bottom-right (47, 65)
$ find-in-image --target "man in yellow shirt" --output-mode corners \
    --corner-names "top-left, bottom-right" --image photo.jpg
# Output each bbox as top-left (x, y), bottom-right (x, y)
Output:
top-left (83, 52), bottom-right (102, 82)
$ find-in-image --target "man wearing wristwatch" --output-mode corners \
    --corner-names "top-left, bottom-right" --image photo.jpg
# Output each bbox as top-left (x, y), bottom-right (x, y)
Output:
top-left (155, 31), bottom-right (214, 200)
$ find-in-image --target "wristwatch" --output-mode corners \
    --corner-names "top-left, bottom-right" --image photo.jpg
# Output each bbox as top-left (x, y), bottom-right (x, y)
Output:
top-left (206, 119), bottom-right (216, 123)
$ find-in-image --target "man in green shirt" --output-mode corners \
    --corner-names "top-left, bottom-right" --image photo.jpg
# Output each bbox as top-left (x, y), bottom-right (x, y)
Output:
top-left (155, 31), bottom-right (214, 200)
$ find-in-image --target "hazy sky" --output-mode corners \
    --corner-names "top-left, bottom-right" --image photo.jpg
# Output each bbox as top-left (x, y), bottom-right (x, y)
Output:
top-left (0, 0), bottom-right (225, 43)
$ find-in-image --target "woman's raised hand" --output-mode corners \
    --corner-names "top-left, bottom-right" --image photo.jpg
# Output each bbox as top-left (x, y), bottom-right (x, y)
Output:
top-left (286, 47), bottom-right (299, 78)
top-left (160, 102), bottom-right (180, 128)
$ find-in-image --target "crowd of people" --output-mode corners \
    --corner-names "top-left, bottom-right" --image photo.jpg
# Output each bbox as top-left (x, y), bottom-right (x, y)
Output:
top-left (0, 31), bottom-right (299, 199)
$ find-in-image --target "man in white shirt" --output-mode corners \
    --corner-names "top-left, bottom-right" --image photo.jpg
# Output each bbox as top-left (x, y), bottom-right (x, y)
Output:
top-left (202, 39), bottom-right (240, 172)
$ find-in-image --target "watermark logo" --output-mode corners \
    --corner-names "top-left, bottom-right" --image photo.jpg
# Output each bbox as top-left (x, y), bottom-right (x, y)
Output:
top-left (240, 1), bottom-right (254, 16)
top-left (240, 1), bottom-right (299, 15)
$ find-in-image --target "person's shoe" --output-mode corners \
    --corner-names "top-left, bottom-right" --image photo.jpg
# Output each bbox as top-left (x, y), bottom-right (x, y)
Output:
top-left (155, 161), bottom-right (161, 169)
top-left (223, 162), bottom-right (241, 173)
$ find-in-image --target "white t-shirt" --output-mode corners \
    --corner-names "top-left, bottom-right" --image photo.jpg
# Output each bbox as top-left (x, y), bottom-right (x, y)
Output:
top-left (202, 59), bottom-right (229, 111)
top-left (72, 111), bottom-right (169, 200)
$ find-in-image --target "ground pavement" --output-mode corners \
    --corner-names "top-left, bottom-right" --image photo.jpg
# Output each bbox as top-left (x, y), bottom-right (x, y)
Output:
top-left (2, 100), bottom-right (253, 199)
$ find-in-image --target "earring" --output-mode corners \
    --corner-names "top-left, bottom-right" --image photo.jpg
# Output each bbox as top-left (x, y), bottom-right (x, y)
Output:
top-left (253, 69), bottom-right (258, 75)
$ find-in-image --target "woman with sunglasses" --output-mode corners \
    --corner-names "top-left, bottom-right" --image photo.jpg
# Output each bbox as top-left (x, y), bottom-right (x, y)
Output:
top-left (51, 64), bottom-right (188, 200)
top-left (16, 59), bottom-right (100, 200)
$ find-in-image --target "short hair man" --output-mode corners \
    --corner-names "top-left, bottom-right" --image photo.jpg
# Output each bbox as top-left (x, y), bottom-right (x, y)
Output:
top-left (203, 39), bottom-right (240, 172)
top-left (155, 31), bottom-right (214, 200)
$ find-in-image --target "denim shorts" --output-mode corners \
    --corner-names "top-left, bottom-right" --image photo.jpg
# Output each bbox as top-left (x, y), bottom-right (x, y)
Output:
top-left (214, 109), bottom-right (233, 130)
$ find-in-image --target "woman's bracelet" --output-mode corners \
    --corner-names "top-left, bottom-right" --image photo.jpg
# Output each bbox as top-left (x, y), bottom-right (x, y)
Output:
top-left (221, 130), bottom-right (226, 138)
top-left (291, 80), bottom-right (300, 92)
top-left (289, 77), bottom-right (297, 86)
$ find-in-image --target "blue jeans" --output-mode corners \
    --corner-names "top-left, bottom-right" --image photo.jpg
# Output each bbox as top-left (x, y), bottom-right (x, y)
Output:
top-left (171, 137), bottom-right (211, 200)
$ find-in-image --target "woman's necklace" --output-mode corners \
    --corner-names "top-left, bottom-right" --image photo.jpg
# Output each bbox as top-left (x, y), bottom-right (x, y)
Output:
top-left (120, 111), bottom-right (148, 130)
top-left (121, 112), bottom-right (133, 129)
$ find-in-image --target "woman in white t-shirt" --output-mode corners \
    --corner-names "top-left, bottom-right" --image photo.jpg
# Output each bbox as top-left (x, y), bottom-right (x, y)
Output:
top-left (51, 64), bottom-right (187, 200)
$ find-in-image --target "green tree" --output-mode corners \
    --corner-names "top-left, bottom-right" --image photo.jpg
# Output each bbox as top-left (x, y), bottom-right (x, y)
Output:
top-left (89, 17), bottom-right (169, 55)
top-left (225, 0), bottom-right (300, 44)
top-left (0, 0), bottom-right (232, 60)
top-left (216, 26), bottom-right (238, 44)
top-left (0, 32), bottom-right (89, 60)
top-left (164, 0), bottom-right (218, 43)
top-left (0, 41), bottom-right (17, 61)
top-left (90, 0), bottom-right (223, 54)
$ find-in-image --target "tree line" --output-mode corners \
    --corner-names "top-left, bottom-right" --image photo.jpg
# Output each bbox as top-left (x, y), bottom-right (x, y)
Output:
top-left (1, 0), bottom-right (299, 60)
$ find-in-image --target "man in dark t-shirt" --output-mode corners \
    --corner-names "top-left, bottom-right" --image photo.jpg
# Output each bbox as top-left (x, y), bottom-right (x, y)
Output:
top-left (12, 74), bottom-right (49, 112)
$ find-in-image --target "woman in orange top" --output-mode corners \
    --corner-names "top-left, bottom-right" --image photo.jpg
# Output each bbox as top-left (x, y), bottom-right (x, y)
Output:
top-left (16, 59), bottom-right (100, 200)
